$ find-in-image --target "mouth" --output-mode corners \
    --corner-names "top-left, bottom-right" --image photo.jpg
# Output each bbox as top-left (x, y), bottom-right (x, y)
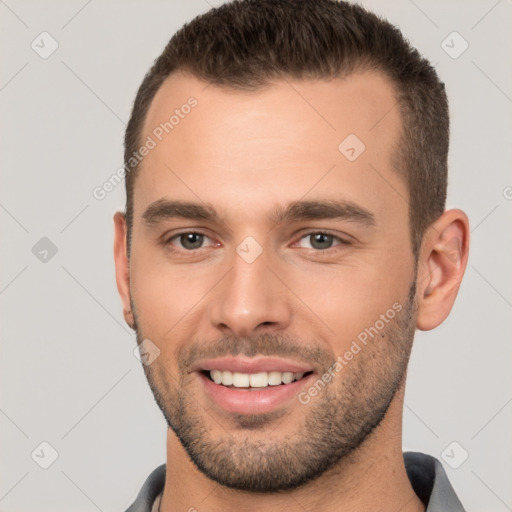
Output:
top-left (200, 369), bottom-right (315, 390)
top-left (197, 370), bottom-right (316, 415)
top-left (192, 356), bottom-right (317, 414)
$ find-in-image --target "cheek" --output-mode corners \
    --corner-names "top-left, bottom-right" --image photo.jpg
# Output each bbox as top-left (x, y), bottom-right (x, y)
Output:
top-left (129, 250), bottom-right (219, 337)
top-left (286, 260), bottom-right (409, 351)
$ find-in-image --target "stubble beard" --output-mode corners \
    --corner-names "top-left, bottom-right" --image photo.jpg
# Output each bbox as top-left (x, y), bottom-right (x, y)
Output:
top-left (131, 280), bottom-right (418, 492)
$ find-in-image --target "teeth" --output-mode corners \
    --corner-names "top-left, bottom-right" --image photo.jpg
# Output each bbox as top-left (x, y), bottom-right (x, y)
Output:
top-left (268, 371), bottom-right (283, 386)
top-left (209, 370), bottom-right (307, 388)
top-left (221, 370), bottom-right (233, 385)
top-left (281, 371), bottom-right (294, 384)
top-left (232, 372), bottom-right (249, 387)
top-left (249, 372), bottom-right (268, 388)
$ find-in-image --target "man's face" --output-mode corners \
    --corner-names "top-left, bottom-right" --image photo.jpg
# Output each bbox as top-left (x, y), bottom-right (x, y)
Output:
top-left (124, 71), bottom-right (418, 491)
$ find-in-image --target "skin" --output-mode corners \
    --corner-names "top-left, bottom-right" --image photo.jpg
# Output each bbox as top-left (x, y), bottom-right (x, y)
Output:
top-left (114, 70), bottom-right (469, 511)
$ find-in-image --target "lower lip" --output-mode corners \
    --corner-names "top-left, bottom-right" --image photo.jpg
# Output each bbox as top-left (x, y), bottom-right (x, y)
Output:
top-left (197, 372), bottom-right (315, 415)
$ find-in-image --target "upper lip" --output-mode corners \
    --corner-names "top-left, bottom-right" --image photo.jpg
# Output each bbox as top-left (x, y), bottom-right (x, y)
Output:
top-left (192, 356), bottom-right (315, 374)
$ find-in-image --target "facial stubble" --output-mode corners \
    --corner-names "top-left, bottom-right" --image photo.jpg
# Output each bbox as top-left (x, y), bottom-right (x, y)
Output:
top-left (131, 279), bottom-right (417, 492)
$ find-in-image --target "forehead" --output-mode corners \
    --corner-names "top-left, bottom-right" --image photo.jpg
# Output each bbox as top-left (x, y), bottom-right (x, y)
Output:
top-left (143, 69), bottom-right (401, 151)
top-left (135, 69), bottom-right (405, 226)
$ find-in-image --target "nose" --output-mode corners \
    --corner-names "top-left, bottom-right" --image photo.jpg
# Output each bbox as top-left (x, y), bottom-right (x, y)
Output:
top-left (208, 248), bottom-right (293, 338)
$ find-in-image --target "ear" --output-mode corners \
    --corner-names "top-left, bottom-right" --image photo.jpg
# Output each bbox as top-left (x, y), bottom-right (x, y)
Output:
top-left (416, 209), bottom-right (470, 331)
top-left (113, 211), bottom-right (134, 328)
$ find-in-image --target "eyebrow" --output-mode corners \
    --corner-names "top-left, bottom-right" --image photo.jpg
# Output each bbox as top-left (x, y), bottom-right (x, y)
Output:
top-left (142, 198), bottom-right (376, 228)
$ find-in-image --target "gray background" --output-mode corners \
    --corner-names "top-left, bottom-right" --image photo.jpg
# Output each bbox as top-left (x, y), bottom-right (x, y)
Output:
top-left (1, 0), bottom-right (511, 510)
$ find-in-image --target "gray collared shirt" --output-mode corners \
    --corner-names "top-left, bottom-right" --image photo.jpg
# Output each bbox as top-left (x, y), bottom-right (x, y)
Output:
top-left (124, 451), bottom-right (467, 511)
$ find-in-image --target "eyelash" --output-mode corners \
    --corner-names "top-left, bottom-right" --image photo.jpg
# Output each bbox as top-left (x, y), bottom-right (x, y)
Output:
top-left (163, 230), bottom-right (351, 253)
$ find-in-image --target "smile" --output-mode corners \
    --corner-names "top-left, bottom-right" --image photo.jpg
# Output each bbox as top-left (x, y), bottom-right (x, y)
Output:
top-left (204, 369), bottom-right (313, 389)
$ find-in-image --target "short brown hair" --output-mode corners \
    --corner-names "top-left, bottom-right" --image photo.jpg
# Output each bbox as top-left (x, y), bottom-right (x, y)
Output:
top-left (124, 0), bottom-right (449, 258)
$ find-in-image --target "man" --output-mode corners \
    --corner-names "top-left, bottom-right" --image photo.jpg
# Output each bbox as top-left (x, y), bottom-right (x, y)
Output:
top-left (114, 0), bottom-right (469, 510)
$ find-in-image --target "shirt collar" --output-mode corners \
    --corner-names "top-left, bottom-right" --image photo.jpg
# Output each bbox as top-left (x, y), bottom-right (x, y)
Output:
top-left (125, 452), bottom-right (466, 511)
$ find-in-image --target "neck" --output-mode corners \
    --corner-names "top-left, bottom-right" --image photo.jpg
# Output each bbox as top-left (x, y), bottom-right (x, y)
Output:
top-left (159, 380), bottom-right (425, 512)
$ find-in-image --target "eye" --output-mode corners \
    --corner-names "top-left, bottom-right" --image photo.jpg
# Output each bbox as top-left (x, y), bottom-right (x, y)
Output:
top-left (296, 232), bottom-right (348, 251)
top-left (166, 232), bottom-right (214, 251)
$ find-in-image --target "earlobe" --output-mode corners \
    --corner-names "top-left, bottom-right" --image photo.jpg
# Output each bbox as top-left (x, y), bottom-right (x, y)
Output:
top-left (416, 209), bottom-right (470, 331)
top-left (113, 211), bottom-right (133, 326)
